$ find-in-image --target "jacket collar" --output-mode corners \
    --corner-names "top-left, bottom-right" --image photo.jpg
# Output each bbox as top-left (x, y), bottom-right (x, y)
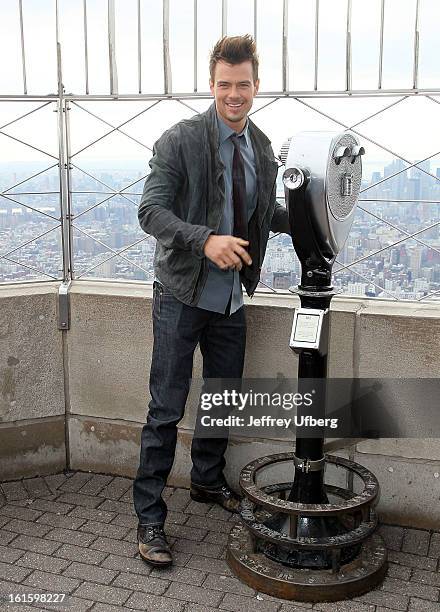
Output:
top-left (204, 101), bottom-right (272, 152)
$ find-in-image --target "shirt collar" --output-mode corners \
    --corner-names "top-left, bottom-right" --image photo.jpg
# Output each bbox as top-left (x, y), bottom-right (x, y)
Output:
top-left (216, 113), bottom-right (250, 148)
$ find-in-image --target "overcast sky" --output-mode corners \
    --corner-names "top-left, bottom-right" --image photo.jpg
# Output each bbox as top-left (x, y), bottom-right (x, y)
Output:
top-left (0, 0), bottom-right (439, 174)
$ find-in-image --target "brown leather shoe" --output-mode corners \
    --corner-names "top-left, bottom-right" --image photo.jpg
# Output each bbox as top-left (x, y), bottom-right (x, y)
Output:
top-left (190, 483), bottom-right (242, 513)
top-left (137, 525), bottom-right (172, 568)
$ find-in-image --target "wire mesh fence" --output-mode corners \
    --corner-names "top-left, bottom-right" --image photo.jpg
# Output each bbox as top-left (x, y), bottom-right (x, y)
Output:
top-left (0, 0), bottom-right (439, 301)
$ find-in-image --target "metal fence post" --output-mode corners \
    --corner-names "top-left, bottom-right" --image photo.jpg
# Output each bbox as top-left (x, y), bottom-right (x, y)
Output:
top-left (56, 41), bottom-right (73, 329)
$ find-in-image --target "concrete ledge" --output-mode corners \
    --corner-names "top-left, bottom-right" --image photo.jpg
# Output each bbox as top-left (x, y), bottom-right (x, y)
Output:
top-left (0, 416), bottom-right (66, 480)
top-left (356, 438), bottom-right (440, 461)
top-left (68, 416), bottom-right (142, 477)
top-left (0, 283), bottom-right (64, 423)
top-left (357, 311), bottom-right (440, 377)
top-left (67, 290), bottom-right (154, 422)
top-left (353, 451), bottom-right (440, 529)
top-left (2, 280), bottom-right (440, 529)
top-left (67, 413), bottom-right (440, 528)
top-left (67, 415), bottom-right (297, 488)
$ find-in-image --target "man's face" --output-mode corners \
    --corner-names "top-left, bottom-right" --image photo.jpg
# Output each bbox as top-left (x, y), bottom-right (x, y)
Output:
top-left (210, 60), bottom-right (259, 132)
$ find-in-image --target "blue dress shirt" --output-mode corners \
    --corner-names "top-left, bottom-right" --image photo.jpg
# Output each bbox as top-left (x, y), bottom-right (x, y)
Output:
top-left (197, 114), bottom-right (257, 314)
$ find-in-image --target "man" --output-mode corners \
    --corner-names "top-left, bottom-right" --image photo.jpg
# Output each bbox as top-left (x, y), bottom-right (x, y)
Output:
top-left (133, 35), bottom-right (290, 567)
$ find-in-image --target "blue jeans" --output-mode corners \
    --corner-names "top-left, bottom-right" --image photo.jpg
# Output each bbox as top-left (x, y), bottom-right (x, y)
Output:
top-left (133, 281), bottom-right (246, 525)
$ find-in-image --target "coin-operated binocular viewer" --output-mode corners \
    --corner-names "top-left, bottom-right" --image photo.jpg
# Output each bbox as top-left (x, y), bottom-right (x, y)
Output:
top-left (227, 133), bottom-right (387, 602)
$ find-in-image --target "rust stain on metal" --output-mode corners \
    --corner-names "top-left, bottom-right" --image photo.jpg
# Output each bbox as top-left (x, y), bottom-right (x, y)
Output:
top-left (228, 452), bottom-right (387, 601)
top-left (228, 520), bottom-right (387, 602)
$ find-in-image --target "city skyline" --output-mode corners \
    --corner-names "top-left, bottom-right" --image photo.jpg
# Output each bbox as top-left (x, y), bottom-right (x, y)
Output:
top-left (1, 155), bottom-right (439, 302)
top-left (1, 1), bottom-right (439, 301)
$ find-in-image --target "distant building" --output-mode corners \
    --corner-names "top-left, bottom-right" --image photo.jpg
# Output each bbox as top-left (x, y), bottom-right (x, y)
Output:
top-left (409, 249), bottom-right (422, 277)
top-left (414, 278), bottom-right (428, 292)
top-left (347, 282), bottom-right (367, 296)
top-left (273, 271), bottom-right (294, 290)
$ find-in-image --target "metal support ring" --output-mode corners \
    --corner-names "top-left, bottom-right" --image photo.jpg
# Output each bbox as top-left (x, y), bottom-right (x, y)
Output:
top-left (240, 453), bottom-right (379, 516)
top-left (239, 484), bottom-right (378, 550)
top-left (227, 525), bottom-right (387, 602)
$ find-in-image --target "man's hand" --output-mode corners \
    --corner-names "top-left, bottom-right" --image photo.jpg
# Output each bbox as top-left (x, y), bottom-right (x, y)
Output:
top-left (203, 235), bottom-right (252, 271)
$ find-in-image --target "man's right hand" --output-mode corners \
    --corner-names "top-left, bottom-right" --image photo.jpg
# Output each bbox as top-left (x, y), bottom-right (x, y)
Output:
top-left (203, 235), bottom-right (252, 271)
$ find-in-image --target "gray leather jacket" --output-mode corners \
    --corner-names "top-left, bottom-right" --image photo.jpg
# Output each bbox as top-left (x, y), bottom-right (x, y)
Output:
top-left (138, 102), bottom-right (290, 305)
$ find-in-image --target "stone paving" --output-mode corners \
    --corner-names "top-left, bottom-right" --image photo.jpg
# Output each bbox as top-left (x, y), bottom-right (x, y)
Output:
top-left (0, 472), bottom-right (439, 611)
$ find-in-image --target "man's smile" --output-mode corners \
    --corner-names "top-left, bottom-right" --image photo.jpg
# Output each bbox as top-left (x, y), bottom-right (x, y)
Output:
top-left (225, 102), bottom-right (244, 110)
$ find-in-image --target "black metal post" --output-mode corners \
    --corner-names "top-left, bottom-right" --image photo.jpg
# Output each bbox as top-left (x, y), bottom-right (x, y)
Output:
top-left (261, 184), bottom-right (360, 569)
top-left (228, 136), bottom-right (387, 598)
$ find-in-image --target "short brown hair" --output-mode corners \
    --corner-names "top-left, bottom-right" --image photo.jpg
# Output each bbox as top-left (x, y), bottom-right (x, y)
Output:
top-left (209, 35), bottom-right (259, 83)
